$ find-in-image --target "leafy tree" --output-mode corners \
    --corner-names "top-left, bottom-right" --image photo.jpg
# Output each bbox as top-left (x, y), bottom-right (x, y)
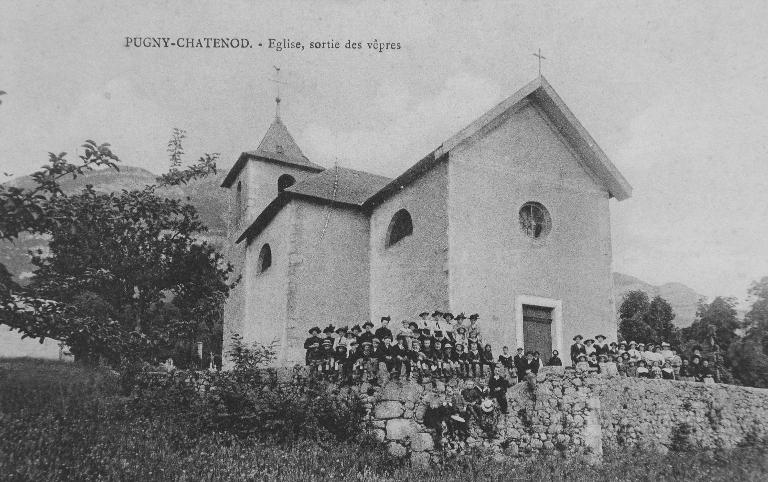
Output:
top-left (683, 297), bottom-right (740, 352)
top-left (1, 134), bottom-right (229, 366)
top-left (729, 277), bottom-right (768, 387)
top-left (618, 290), bottom-right (678, 344)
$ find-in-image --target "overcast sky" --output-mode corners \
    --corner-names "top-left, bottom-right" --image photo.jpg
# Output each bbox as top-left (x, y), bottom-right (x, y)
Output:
top-left (2, 0), bottom-right (767, 303)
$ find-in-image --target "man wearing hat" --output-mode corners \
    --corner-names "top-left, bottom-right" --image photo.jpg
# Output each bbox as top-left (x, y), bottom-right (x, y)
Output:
top-left (570, 335), bottom-right (586, 365)
top-left (359, 321), bottom-right (375, 345)
top-left (304, 326), bottom-right (323, 366)
top-left (375, 316), bottom-right (393, 341)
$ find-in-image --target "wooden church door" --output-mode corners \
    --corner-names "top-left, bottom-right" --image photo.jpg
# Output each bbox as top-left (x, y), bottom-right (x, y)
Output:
top-left (522, 305), bottom-right (553, 360)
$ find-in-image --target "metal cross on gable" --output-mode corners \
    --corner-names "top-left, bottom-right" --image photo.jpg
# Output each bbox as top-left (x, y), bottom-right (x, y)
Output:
top-left (269, 65), bottom-right (288, 118)
top-left (532, 49), bottom-right (546, 77)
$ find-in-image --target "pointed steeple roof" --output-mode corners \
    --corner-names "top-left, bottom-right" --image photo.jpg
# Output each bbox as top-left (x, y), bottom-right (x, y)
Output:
top-left (222, 116), bottom-right (324, 188)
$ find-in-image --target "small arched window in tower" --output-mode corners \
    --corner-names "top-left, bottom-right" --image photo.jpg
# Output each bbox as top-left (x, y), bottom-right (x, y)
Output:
top-left (277, 174), bottom-right (296, 193)
top-left (386, 209), bottom-right (413, 247)
top-left (235, 181), bottom-right (243, 221)
top-left (257, 244), bottom-right (272, 273)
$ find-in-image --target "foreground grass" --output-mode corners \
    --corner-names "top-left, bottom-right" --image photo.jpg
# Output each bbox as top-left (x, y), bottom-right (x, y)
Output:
top-left (1, 358), bottom-right (767, 481)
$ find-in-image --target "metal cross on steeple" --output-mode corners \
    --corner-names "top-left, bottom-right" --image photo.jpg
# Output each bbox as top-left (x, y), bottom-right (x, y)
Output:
top-left (532, 49), bottom-right (546, 77)
top-left (269, 65), bottom-right (288, 118)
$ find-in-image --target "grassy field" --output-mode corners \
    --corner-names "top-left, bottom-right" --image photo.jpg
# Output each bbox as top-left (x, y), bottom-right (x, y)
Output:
top-left (1, 358), bottom-right (767, 481)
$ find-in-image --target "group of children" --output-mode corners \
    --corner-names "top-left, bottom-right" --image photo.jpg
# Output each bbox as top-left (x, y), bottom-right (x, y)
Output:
top-left (569, 335), bottom-right (717, 382)
top-left (303, 311), bottom-right (554, 385)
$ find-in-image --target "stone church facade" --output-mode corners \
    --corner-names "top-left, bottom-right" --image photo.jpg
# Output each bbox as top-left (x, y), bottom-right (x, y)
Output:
top-left (221, 76), bottom-right (632, 366)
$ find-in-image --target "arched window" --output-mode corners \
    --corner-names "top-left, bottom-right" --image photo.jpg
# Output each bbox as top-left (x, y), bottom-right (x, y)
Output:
top-left (257, 244), bottom-right (272, 273)
top-left (386, 209), bottom-right (413, 247)
top-left (278, 174), bottom-right (296, 193)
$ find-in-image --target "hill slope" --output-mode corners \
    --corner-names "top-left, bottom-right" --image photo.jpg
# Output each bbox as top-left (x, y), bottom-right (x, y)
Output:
top-left (612, 273), bottom-right (704, 328)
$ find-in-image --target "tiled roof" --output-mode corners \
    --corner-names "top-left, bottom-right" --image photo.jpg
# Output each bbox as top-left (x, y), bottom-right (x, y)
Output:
top-left (286, 166), bottom-right (391, 207)
top-left (222, 116), bottom-right (324, 188)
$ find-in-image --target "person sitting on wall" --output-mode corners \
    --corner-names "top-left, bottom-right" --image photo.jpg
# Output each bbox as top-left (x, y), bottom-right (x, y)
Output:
top-left (489, 365), bottom-right (510, 414)
top-left (392, 336), bottom-right (409, 380)
top-left (320, 338), bottom-right (335, 375)
top-left (669, 347), bottom-right (683, 378)
top-left (617, 352), bottom-right (631, 376)
top-left (410, 339), bottom-right (425, 381)
top-left (480, 343), bottom-right (495, 376)
top-left (419, 328), bottom-right (433, 346)
top-left (661, 359), bottom-right (675, 380)
top-left (467, 341), bottom-right (482, 377)
top-left (398, 320), bottom-right (418, 342)
top-left (421, 338), bottom-right (438, 379)
top-left (637, 343), bottom-right (650, 362)
top-left (460, 382), bottom-right (484, 420)
top-left (624, 359), bottom-right (637, 378)
top-left (574, 353), bottom-right (590, 372)
top-left (678, 357), bottom-right (693, 381)
top-left (587, 353), bottom-right (600, 372)
top-left (434, 329), bottom-right (449, 350)
top-left (570, 335), bottom-right (587, 365)
top-left (636, 359), bottom-right (650, 378)
top-left (304, 326), bottom-right (323, 367)
top-left (375, 316), bottom-right (393, 342)
top-left (433, 339), bottom-right (446, 378)
top-left (498, 346), bottom-right (514, 375)
top-left (649, 360), bottom-right (663, 379)
top-left (377, 336), bottom-right (397, 377)
top-left (332, 344), bottom-right (348, 382)
top-left (443, 342), bottom-right (459, 379)
top-left (353, 341), bottom-right (379, 385)
top-left (456, 343), bottom-right (469, 378)
top-left (547, 349), bottom-right (563, 366)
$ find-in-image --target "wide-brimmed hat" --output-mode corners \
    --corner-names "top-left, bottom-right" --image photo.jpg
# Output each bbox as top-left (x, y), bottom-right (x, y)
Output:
top-left (322, 338), bottom-right (333, 345)
top-left (363, 321), bottom-right (374, 328)
top-left (573, 335), bottom-right (583, 341)
top-left (585, 339), bottom-right (594, 344)
top-left (595, 334), bottom-right (606, 340)
top-left (408, 321), bottom-right (420, 329)
top-left (610, 342), bottom-right (618, 346)
top-left (480, 399), bottom-right (495, 412)
top-left (335, 326), bottom-right (347, 334)
top-left (443, 343), bottom-right (453, 349)
top-left (469, 313), bottom-right (480, 320)
top-left (323, 325), bottom-right (335, 334)
top-left (443, 312), bottom-right (454, 320)
top-left (419, 311), bottom-right (429, 317)
top-left (456, 326), bottom-right (467, 334)
top-left (308, 326), bottom-right (321, 334)
top-left (351, 324), bottom-right (362, 332)
top-left (629, 341), bottom-right (637, 346)
top-left (455, 313), bottom-right (467, 320)
top-left (380, 316), bottom-right (391, 322)
top-left (432, 310), bottom-right (443, 317)
top-left (661, 341), bottom-right (670, 347)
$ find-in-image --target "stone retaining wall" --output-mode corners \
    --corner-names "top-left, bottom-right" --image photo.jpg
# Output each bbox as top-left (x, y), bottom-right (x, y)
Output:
top-left (354, 368), bottom-right (768, 465)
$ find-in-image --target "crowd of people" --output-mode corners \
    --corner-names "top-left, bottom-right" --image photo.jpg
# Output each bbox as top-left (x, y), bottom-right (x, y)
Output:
top-left (303, 311), bottom-right (719, 391)
top-left (304, 311), bottom-right (554, 390)
top-left (568, 335), bottom-right (718, 382)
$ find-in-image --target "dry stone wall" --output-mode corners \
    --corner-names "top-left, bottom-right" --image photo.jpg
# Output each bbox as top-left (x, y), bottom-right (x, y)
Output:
top-left (349, 368), bottom-right (768, 464)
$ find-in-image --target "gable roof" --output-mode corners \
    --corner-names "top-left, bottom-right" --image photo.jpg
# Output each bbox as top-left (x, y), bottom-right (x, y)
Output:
top-left (363, 76), bottom-right (632, 209)
top-left (236, 166), bottom-right (391, 243)
top-left (222, 116), bottom-right (324, 188)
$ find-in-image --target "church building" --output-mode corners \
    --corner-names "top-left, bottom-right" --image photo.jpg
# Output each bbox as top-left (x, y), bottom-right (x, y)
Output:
top-left (221, 76), bottom-right (632, 366)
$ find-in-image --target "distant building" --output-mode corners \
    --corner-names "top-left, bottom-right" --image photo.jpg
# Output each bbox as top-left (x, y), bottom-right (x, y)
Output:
top-left (221, 76), bottom-right (632, 366)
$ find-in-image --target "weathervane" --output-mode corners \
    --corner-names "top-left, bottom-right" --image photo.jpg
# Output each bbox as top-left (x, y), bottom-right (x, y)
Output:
top-left (532, 49), bottom-right (546, 77)
top-left (269, 65), bottom-right (287, 118)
